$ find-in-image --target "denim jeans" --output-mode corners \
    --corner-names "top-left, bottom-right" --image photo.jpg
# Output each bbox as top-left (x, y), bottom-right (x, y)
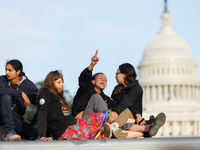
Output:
top-left (0, 94), bottom-right (38, 140)
top-left (0, 94), bottom-right (15, 134)
top-left (13, 111), bottom-right (38, 140)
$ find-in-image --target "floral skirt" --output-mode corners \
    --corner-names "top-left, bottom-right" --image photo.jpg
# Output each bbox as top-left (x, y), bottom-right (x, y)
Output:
top-left (58, 110), bottom-right (110, 140)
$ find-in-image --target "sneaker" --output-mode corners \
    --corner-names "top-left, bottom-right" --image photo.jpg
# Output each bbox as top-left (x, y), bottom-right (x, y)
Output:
top-left (113, 129), bottom-right (128, 139)
top-left (104, 123), bottom-right (128, 139)
top-left (4, 133), bottom-right (21, 141)
top-left (149, 112), bottom-right (166, 137)
top-left (104, 123), bottom-right (112, 138)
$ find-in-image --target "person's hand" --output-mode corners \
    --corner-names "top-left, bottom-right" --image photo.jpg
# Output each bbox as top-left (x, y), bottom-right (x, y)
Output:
top-left (40, 137), bottom-right (53, 141)
top-left (139, 119), bottom-right (146, 125)
top-left (88, 50), bottom-right (99, 70)
top-left (22, 92), bottom-right (31, 108)
top-left (108, 111), bottom-right (118, 123)
top-left (135, 114), bottom-right (146, 125)
top-left (23, 118), bottom-right (31, 124)
top-left (91, 49), bottom-right (99, 66)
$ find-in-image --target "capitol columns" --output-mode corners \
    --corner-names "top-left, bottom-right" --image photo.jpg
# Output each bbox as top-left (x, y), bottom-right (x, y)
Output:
top-left (170, 85), bottom-right (173, 101)
top-left (176, 85), bottom-right (180, 100)
top-left (158, 85), bottom-right (162, 101)
top-left (164, 85), bottom-right (168, 101)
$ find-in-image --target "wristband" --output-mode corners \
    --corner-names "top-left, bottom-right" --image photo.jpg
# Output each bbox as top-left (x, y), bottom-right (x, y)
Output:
top-left (138, 118), bottom-right (144, 125)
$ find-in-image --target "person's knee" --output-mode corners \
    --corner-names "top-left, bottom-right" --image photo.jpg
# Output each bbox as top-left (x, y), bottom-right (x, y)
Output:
top-left (88, 94), bottom-right (102, 104)
top-left (0, 94), bottom-right (12, 102)
top-left (0, 94), bottom-right (12, 106)
top-left (89, 94), bottom-right (107, 108)
top-left (91, 94), bottom-right (101, 100)
top-left (124, 108), bottom-right (134, 119)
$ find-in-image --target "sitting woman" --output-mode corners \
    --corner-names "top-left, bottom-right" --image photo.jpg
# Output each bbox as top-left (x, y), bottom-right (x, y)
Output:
top-left (105, 63), bottom-right (166, 138)
top-left (37, 70), bottom-right (160, 141)
top-left (71, 50), bottom-right (134, 138)
top-left (72, 49), bottom-right (117, 118)
top-left (37, 70), bottom-right (110, 141)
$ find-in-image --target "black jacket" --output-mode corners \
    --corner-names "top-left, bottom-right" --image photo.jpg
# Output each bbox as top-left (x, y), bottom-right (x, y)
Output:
top-left (37, 88), bottom-right (76, 140)
top-left (72, 68), bottom-right (116, 117)
top-left (111, 80), bottom-right (143, 117)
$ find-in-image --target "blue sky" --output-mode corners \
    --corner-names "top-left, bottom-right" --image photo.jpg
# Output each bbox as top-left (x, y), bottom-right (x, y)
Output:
top-left (0, 0), bottom-right (200, 97)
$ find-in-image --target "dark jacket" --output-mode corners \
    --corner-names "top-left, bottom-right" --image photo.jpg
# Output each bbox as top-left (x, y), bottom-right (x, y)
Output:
top-left (0, 75), bottom-right (38, 124)
top-left (111, 80), bottom-right (143, 117)
top-left (37, 88), bottom-right (76, 139)
top-left (72, 67), bottom-right (116, 117)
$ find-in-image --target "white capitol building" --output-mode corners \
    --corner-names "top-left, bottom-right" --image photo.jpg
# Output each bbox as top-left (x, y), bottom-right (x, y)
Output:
top-left (139, 1), bottom-right (200, 137)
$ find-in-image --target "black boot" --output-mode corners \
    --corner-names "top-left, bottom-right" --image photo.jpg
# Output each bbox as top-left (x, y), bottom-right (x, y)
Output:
top-left (145, 115), bottom-right (155, 125)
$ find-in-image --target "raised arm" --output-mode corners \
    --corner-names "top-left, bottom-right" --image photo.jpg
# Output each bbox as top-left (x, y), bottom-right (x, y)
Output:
top-left (88, 49), bottom-right (99, 71)
top-left (78, 50), bottom-right (100, 89)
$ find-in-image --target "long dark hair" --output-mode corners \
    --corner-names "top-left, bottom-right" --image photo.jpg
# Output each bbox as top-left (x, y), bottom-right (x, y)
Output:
top-left (6, 59), bottom-right (25, 77)
top-left (119, 63), bottom-right (137, 86)
top-left (115, 63), bottom-right (137, 94)
top-left (38, 70), bottom-right (68, 106)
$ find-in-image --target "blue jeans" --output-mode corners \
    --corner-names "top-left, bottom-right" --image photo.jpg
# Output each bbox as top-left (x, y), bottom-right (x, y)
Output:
top-left (0, 94), bottom-right (38, 140)
top-left (0, 94), bottom-right (15, 134)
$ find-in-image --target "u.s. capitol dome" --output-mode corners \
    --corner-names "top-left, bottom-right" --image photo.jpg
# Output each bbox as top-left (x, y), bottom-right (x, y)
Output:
top-left (138, 2), bottom-right (200, 136)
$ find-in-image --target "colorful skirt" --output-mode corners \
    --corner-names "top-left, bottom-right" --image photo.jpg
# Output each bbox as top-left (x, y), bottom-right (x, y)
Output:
top-left (58, 110), bottom-right (110, 140)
